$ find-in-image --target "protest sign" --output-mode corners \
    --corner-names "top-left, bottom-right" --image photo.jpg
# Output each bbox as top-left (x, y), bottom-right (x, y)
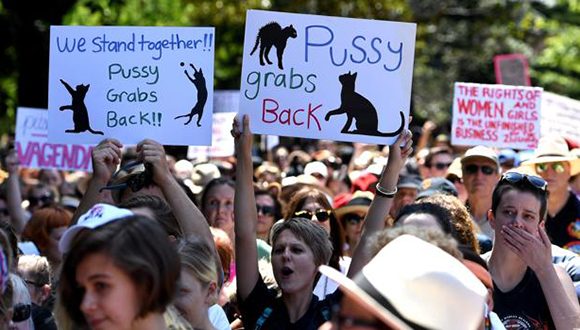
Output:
top-left (239, 10), bottom-right (416, 145)
top-left (541, 91), bottom-right (580, 142)
top-left (15, 107), bottom-right (93, 171)
top-left (187, 112), bottom-right (236, 159)
top-left (451, 83), bottom-right (543, 149)
top-left (48, 26), bottom-right (214, 146)
top-left (494, 54), bottom-right (531, 86)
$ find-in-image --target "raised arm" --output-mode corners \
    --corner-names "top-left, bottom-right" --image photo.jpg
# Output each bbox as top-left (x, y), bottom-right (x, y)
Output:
top-left (59, 79), bottom-right (74, 94)
top-left (136, 139), bottom-right (213, 247)
top-left (232, 115), bottom-right (260, 300)
top-left (4, 150), bottom-right (27, 234)
top-left (71, 139), bottom-right (121, 224)
top-left (347, 129), bottom-right (413, 278)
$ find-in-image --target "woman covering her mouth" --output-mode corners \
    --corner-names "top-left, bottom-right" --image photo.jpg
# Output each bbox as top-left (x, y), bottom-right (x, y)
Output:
top-left (231, 115), bottom-right (413, 329)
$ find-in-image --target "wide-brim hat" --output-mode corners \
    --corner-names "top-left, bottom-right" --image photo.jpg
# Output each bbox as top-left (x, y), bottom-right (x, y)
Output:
top-left (521, 135), bottom-right (580, 176)
top-left (319, 235), bottom-right (487, 330)
top-left (335, 190), bottom-right (374, 219)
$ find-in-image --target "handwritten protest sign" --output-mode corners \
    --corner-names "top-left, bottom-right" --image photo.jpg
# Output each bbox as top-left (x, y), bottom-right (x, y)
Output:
top-left (48, 26), bottom-right (214, 146)
top-left (187, 112), bottom-right (236, 159)
top-left (451, 83), bottom-right (543, 149)
top-left (541, 91), bottom-right (580, 142)
top-left (16, 107), bottom-right (93, 171)
top-left (239, 10), bottom-right (416, 145)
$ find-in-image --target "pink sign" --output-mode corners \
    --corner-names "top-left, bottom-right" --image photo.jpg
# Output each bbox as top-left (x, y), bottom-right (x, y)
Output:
top-left (451, 83), bottom-right (542, 149)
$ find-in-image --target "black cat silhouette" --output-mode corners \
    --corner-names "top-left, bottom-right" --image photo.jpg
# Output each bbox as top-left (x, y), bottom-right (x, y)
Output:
top-left (174, 63), bottom-right (208, 127)
top-left (59, 79), bottom-right (104, 135)
top-left (325, 72), bottom-right (405, 137)
top-left (250, 22), bottom-right (297, 70)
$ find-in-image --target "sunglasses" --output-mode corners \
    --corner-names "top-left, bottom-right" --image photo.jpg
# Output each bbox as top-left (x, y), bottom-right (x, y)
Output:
top-left (256, 204), bottom-right (275, 216)
top-left (430, 162), bottom-right (452, 170)
top-left (100, 161), bottom-right (153, 193)
top-left (535, 162), bottom-right (566, 174)
top-left (463, 164), bottom-right (496, 176)
top-left (500, 172), bottom-right (548, 191)
top-left (294, 209), bottom-right (332, 222)
top-left (12, 303), bottom-right (31, 322)
top-left (343, 213), bottom-right (365, 225)
top-left (28, 194), bottom-right (54, 206)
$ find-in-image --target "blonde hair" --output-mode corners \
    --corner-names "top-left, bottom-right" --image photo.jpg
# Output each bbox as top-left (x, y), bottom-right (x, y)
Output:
top-left (18, 255), bottom-right (52, 286)
top-left (176, 238), bottom-right (218, 305)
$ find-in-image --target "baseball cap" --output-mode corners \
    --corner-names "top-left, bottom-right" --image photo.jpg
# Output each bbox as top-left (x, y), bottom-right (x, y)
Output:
top-left (59, 203), bottom-right (134, 253)
top-left (304, 161), bottom-right (328, 178)
top-left (416, 177), bottom-right (458, 200)
top-left (397, 175), bottom-right (422, 190)
top-left (461, 146), bottom-right (500, 168)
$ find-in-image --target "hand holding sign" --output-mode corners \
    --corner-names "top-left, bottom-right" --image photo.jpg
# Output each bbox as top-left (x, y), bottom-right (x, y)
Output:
top-left (136, 139), bottom-right (172, 187)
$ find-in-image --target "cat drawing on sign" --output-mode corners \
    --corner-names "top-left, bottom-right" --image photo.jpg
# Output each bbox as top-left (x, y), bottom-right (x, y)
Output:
top-left (174, 63), bottom-right (208, 127)
top-left (325, 72), bottom-right (405, 137)
top-left (250, 22), bottom-right (297, 70)
top-left (59, 79), bottom-right (104, 135)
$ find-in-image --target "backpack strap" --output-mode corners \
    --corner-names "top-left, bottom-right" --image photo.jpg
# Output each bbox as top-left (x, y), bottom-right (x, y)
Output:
top-left (255, 307), bottom-right (273, 330)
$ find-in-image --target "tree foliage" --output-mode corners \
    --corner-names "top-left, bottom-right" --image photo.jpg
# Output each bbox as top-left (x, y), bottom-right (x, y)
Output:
top-left (0, 0), bottom-right (579, 135)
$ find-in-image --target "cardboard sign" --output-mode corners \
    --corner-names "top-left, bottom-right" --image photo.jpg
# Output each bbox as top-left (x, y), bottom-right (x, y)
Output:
top-left (451, 83), bottom-right (543, 149)
top-left (15, 107), bottom-right (93, 171)
top-left (494, 54), bottom-right (531, 86)
top-left (48, 26), bottom-right (215, 146)
top-left (541, 91), bottom-right (580, 142)
top-left (239, 10), bottom-right (416, 145)
top-left (187, 112), bottom-right (236, 159)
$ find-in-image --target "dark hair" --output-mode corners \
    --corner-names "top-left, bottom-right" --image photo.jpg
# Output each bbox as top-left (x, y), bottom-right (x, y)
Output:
top-left (284, 187), bottom-right (344, 270)
top-left (119, 195), bottom-right (183, 238)
top-left (200, 178), bottom-right (235, 216)
top-left (0, 222), bottom-right (17, 264)
top-left (424, 147), bottom-right (452, 167)
top-left (395, 202), bottom-right (459, 239)
top-left (254, 187), bottom-right (283, 221)
top-left (491, 178), bottom-right (548, 220)
top-left (59, 215), bottom-right (180, 325)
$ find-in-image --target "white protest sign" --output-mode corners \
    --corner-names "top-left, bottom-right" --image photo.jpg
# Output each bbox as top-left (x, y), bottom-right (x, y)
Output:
top-left (48, 26), bottom-right (214, 146)
top-left (451, 83), bottom-right (543, 149)
top-left (541, 92), bottom-right (580, 143)
top-left (15, 107), bottom-right (93, 171)
top-left (239, 10), bottom-right (416, 145)
top-left (187, 112), bottom-right (236, 159)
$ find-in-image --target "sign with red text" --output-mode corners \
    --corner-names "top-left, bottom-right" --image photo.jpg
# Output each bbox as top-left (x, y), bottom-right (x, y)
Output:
top-left (451, 83), bottom-right (543, 149)
top-left (15, 107), bottom-right (93, 171)
top-left (541, 91), bottom-right (580, 142)
top-left (48, 26), bottom-right (215, 146)
top-left (187, 112), bottom-right (236, 159)
top-left (239, 10), bottom-right (416, 145)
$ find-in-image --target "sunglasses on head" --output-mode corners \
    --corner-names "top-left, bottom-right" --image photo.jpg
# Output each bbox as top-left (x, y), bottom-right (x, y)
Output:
top-left (463, 164), bottom-right (496, 176)
top-left (535, 162), bottom-right (566, 174)
top-left (500, 172), bottom-right (547, 192)
top-left (256, 204), bottom-right (275, 216)
top-left (430, 162), bottom-right (452, 170)
top-left (343, 213), bottom-right (365, 225)
top-left (12, 303), bottom-right (31, 322)
top-left (294, 209), bottom-right (331, 222)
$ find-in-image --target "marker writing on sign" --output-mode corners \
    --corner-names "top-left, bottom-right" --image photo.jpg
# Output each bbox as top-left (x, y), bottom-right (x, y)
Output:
top-left (304, 25), bottom-right (403, 72)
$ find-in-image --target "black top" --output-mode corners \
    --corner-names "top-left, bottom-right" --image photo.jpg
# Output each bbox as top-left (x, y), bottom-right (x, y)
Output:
top-left (239, 276), bottom-right (340, 330)
top-left (546, 192), bottom-right (580, 254)
top-left (493, 268), bottom-right (555, 330)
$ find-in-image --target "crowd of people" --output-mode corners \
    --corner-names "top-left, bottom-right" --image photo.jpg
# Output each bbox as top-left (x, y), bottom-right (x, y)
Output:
top-left (0, 116), bottom-right (579, 329)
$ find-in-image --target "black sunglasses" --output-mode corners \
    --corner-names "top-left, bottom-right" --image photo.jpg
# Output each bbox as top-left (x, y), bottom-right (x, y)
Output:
top-left (100, 161), bottom-right (153, 193)
top-left (343, 213), bottom-right (365, 225)
top-left (500, 172), bottom-right (547, 191)
top-left (294, 209), bottom-right (331, 222)
top-left (463, 164), bottom-right (496, 176)
top-left (28, 193), bottom-right (54, 206)
top-left (430, 162), bottom-right (452, 170)
top-left (256, 204), bottom-right (275, 216)
top-left (12, 303), bottom-right (31, 322)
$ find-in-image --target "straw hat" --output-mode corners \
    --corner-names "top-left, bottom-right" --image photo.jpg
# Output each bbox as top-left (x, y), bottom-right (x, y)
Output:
top-left (521, 135), bottom-right (580, 176)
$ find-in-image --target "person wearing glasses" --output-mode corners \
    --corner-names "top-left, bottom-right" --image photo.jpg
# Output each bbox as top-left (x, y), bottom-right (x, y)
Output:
top-left (461, 146), bottom-right (501, 244)
top-left (521, 135), bottom-right (580, 253)
top-left (255, 187), bottom-right (282, 244)
top-left (335, 191), bottom-right (373, 257)
top-left (423, 146), bottom-right (454, 179)
top-left (487, 171), bottom-right (580, 328)
top-left (232, 115), bottom-right (413, 329)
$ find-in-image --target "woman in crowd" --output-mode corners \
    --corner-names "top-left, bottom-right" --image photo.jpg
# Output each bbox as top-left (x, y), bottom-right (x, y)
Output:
top-left (232, 115), bottom-right (412, 329)
top-left (8, 274), bottom-right (34, 330)
top-left (57, 204), bottom-right (181, 330)
top-left (201, 178), bottom-right (236, 242)
top-left (488, 172), bottom-right (580, 328)
top-left (175, 238), bottom-right (219, 330)
top-left (21, 205), bottom-right (72, 273)
top-left (254, 187), bottom-right (281, 244)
